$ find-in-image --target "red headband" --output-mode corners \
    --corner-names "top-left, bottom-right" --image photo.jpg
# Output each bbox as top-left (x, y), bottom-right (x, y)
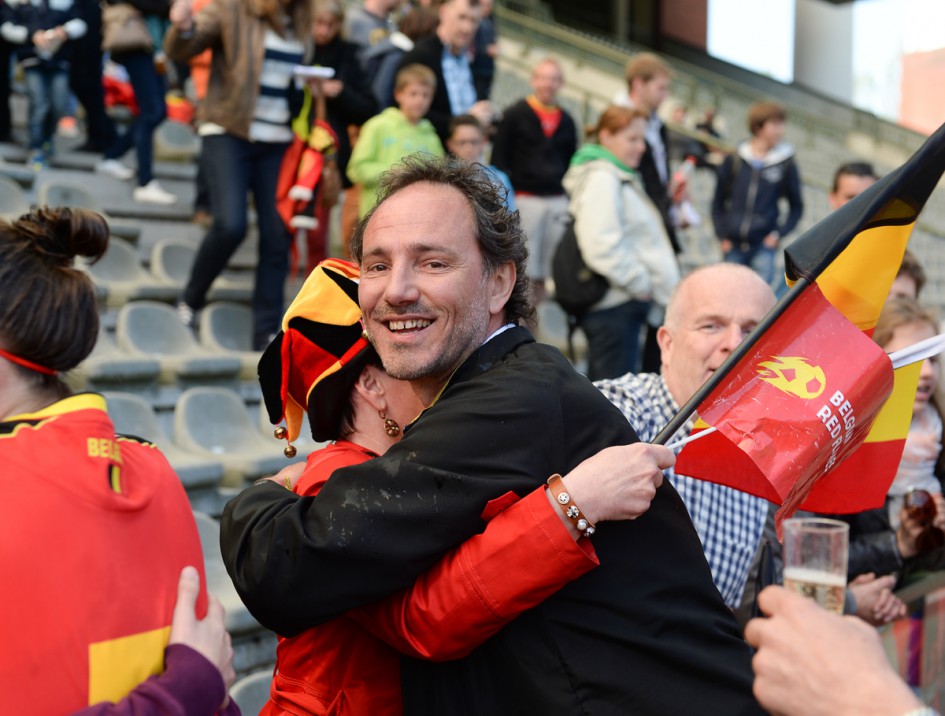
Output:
top-left (0, 347), bottom-right (57, 375)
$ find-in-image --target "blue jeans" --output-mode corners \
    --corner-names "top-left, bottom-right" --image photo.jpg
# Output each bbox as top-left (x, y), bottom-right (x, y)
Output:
top-left (580, 299), bottom-right (650, 381)
top-left (183, 133), bottom-right (291, 347)
top-left (24, 65), bottom-right (70, 151)
top-left (105, 51), bottom-right (166, 186)
top-left (724, 243), bottom-right (778, 285)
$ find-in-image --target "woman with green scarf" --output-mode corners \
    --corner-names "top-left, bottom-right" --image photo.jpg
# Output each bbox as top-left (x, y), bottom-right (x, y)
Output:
top-left (561, 105), bottom-right (679, 380)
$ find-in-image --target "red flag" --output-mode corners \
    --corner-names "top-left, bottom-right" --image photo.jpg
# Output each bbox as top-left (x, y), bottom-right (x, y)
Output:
top-left (657, 121), bottom-right (945, 523)
top-left (675, 283), bottom-right (894, 520)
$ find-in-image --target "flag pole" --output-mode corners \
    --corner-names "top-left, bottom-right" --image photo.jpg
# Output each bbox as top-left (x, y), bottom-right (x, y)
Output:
top-left (652, 274), bottom-right (811, 445)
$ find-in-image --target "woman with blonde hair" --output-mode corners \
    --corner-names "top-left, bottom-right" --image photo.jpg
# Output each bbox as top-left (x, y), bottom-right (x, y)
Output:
top-left (561, 105), bottom-right (679, 380)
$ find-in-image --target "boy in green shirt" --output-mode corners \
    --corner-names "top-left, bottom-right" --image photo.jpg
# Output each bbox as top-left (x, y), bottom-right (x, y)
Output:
top-left (347, 64), bottom-right (445, 217)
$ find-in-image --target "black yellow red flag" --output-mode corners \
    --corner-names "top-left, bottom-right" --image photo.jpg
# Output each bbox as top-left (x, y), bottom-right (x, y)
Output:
top-left (657, 120), bottom-right (945, 521)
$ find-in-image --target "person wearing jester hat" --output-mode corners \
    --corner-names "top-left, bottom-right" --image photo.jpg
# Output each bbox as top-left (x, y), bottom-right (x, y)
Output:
top-left (255, 258), bottom-right (610, 715)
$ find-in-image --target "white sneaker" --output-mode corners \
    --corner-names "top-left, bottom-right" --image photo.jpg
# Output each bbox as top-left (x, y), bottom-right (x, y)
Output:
top-left (95, 159), bottom-right (135, 180)
top-left (133, 180), bottom-right (177, 205)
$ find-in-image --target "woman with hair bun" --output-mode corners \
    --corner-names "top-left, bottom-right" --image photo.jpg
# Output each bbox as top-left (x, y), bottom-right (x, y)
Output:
top-left (0, 207), bottom-right (237, 714)
top-left (561, 105), bottom-right (680, 381)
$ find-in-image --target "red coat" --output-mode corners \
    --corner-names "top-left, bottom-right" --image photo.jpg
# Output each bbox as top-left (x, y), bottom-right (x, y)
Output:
top-left (0, 394), bottom-right (208, 712)
top-left (263, 441), bottom-right (598, 715)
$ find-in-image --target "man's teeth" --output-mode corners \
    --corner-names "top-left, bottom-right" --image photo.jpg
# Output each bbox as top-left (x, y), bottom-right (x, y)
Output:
top-left (389, 319), bottom-right (432, 331)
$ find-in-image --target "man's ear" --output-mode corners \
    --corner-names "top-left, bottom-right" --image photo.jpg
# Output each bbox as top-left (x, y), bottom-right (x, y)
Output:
top-left (488, 262), bottom-right (516, 317)
top-left (656, 325), bottom-right (673, 367)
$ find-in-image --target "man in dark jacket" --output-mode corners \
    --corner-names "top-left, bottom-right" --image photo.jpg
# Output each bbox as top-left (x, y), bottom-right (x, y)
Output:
top-left (613, 52), bottom-right (682, 372)
top-left (491, 57), bottom-right (576, 303)
top-left (711, 100), bottom-right (804, 286)
top-left (397, 0), bottom-right (494, 142)
top-left (221, 155), bottom-right (764, 715)
top-left (614, 52), bottom-right (680, 254)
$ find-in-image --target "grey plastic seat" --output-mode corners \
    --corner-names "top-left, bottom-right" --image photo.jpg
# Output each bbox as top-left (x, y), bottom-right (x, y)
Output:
top-left (69, 327), bottom-right (161, 392)
top-left (192, 511), bottom-right (261, 635)
top-left (174, 387), bottom-right (299, 486)
top-left (36, 178), bottom-right (141, 242)
top-left (116, 301), bottom-right (242, 385)
top-left (153, 120), bottom-right (200, 162)
top-left (82, 237), bottom-right (179, 307)
top-left (0, 162), bottom-right (36, 189)
top-left (150, 238), bottom-right (253, 303)
top-left (230, 670), bottom-right (273, 716)
top-left (199, 302), bottom-right (261, 380)
top-left (103, 391), bottom-right (224, 493)
top-left (0, 175), bottom-right (29, 219)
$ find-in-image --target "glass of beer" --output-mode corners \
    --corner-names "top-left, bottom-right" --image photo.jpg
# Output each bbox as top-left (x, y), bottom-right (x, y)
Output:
top-left (782, 517), bottom-right (849, 614)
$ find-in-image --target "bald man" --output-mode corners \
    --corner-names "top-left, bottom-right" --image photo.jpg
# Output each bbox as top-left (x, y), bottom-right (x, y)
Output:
top-left (596, 263), bottom-right (775, 608)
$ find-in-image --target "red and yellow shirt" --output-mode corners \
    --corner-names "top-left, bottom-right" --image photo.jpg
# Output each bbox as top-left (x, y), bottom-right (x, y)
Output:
top-left (0, 394), bottom-right (206, 712)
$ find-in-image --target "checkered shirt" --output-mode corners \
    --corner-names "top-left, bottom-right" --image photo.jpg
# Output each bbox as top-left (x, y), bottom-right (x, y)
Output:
top-left (596, 372), bottom-right (770, 608)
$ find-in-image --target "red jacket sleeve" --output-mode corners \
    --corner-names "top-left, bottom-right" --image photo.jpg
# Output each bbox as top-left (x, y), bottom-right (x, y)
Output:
top-left (349, 486), bottom-right (599, 661)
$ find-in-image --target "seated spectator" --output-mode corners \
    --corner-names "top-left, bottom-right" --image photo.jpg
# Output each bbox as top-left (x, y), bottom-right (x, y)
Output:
top-left (0, 207), bottom-right (234, 713)
top-left (445, 113), bottom-right (514, 211)
top-left (1, 0), bottom-right (86, 170)
top-left (346, 63), bottom-right (444, 217)
top-left (711, 100), bottom-right (804, 285)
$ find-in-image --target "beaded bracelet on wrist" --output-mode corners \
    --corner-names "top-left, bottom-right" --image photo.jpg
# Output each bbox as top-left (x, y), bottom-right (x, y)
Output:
top-left (546, 473), bottom-right (596, 538)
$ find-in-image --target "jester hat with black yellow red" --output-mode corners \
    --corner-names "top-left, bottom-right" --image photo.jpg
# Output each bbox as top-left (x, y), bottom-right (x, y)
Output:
top-left (258, 258), bottom-right (375, 443)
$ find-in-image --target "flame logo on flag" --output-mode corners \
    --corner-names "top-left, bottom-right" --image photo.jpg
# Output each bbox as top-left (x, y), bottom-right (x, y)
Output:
top-left (757, 356), bottom-right (826, 399)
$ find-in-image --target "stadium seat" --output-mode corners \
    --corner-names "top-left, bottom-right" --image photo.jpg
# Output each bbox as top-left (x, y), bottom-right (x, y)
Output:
top-left (69, 327), bottom-right (161, 393)
top-left (150, 238), bottom-right (253, 303)
top-left (0, 162), bottom-right (36, 189)
top-left (199, 302), bottom-right (261, 380)
top-left (0, 175), bottom-right (29, 219)
top-left (173, 387), bottom-right (300, 486)
top-left (229, 670), bottom-right (273, 715)
top-left (116, 301), bottom-right (242, 385)
top-left (153, 120), bottom-right (200, 162)
top-left (36, 178), bottom-right (141, 242)
top-left (102, 391), bottom-right (225, 496)
top-left (191, 511), bottom-right (262, 636)
top-left (81, 237), bottom-right (179, 307)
